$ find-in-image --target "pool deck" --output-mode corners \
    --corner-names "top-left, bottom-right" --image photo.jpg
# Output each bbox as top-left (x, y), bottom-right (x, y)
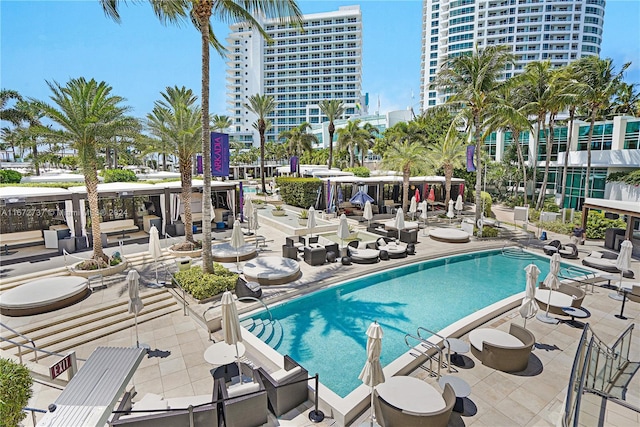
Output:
top-left (2, 203), bottom-right (639, 426)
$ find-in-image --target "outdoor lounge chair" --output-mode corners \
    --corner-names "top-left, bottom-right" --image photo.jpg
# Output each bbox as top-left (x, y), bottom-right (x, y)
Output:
top-left (558, 243), bottom-right (579, 259)
top-left (257, 355), bottom-right (309, 417)
top-left (543, 240), bottom-right (562, 255)
top-left (374, 383), bottom-right (455, 427)
top-left (471, 324), bottom-right (535, 373)
top-left (282, 244), bottom-right (298, 260)
top-left (216, 369), bottom-right (268, 427)
top-left (375, 237), bottom-right (407, 258)
top-left (537, 283), bottom-right (586, 315)
top-left (304, 245), bottom-right (326, 266)
top-left (399, 228), bottom-right (418, 244)
top-left (582, 251), bottom-right (635, 278)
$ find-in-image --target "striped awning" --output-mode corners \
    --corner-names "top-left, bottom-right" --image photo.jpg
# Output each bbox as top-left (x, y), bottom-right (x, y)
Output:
top-left (37, 347), bottom-right (146, 427)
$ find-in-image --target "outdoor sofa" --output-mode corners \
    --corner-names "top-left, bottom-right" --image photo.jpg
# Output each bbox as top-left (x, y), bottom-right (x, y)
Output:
top-left (215, 365), bottom-right (269, 427)
top-left (470, 324), bottom-right (535, 373)
top-left (374, 383), bottom-right (455, 427)
top-left (257, 355), bottom-right (309, 417)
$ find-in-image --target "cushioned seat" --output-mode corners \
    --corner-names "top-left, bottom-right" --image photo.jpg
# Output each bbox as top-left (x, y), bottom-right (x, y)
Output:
top-left (582, 251), bottom-right (635, 278)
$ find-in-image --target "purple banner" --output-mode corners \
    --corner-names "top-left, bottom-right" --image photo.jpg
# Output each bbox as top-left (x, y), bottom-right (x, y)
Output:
top-left (289, 156), bottom-right (298, 175)
top-left (196, 155), bottom-right (202, 175)
top-left (466, 145), bottom-right (476, 172)
top-left (239, 182), bottom-right (244, 222)
top-left (211, 132), bottom-right (230, 177)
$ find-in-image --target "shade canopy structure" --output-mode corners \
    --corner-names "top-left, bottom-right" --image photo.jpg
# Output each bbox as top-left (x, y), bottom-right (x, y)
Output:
top-left (307, 206), bottom-right (317, 236)
top-left (148, 225), bottom-right (162, 285)
top-left (337, 214), bottom-right (350, 249)
top-left (394, 208), bottom-right (405, 231)
top-left (538, 253), bottom-right (561, 324)
top-left (359, 321), bottom-right (385, 427)
top-left (230, 220), bottom-right (246, 272)
top-left (363, 200), bottom-right (374, 227)
top-left (127, 269), bottom-right (145, 348)
top-left (350, 190), bottom-right (374, 207)
top-left (520, 264), bottom-right (540, 328)
top-left (582, 198), bottom-right (640, 241)
top-left (221, 290), bottom-right (244, 379)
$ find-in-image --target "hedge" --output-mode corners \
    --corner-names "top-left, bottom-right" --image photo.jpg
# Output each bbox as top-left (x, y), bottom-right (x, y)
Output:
top-left (343, 166), bottom-right (370, 177)
top-left (102, 169), bottom-right (137, 183)
top-left (275, 177), bottom-right (322, 208)
top-left (0, 170), bottom-right (22, 184)
top-left (173, 264), bottom-right (237, 300)
top-left (0, 358), bottom-right (33, 427)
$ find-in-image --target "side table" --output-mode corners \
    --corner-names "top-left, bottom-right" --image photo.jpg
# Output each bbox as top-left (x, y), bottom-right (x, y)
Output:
top-left (444, 338), bottom-right (470, 370)
top-left (561, 306), bottom-right (591, 328)
top-left (438, 375), bottom-right (471, 413)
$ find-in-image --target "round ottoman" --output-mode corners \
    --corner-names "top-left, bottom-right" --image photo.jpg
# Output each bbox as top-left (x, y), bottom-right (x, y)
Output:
top-left (407, 243), bottom-right (416, 255)
top-left (341, 256), bottom-right (352, 265)
top-left (379, 250), bottom-right (389, 261)
top-left (326, 251), bottom-right (337, 263)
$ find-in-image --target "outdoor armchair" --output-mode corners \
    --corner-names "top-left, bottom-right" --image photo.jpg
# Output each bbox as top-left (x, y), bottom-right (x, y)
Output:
top-left (558, 243), bottom-right (579, 259)
top-left (216, 369), bottom-right (268, 427)
top-left (282, 244), bottom-right (298, 260)
top-left (537, 283), bottom-right (586, 315)
top-left (543, 240), bottom-right (562, 255)
top-left (478, 324), bottom-right (535, 373)
top-left (304, 246), bottom-right (326, 266)
top-left (374, 383), bottom-right (455, 427)
top-left (257, 355), bottom-right (309, 417)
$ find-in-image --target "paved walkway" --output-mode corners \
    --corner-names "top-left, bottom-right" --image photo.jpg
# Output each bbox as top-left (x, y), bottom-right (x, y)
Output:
top-left (2, 203), bottom-right (639, 426)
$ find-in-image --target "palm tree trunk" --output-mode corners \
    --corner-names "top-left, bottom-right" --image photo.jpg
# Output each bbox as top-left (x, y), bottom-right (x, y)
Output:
top-left (86, 164), bottom-right (105, 261)
top-left (444, 165), bottom-right (453, 206)
top-left (199, 3), bottom-right (213, 274)
top-left (260, 127), bottom-right (266, 193)
top-left (536, 121), bottom-right (552, 210)
top-left (583, 111), bottom-right (596, 204)
top-left (105, 147), bottom-right (111, 170)
top-left (113, 147), bottom-right (118, 169)
top-left (474, 116), bottom-right (482, 222)
top-left (349, 147), bottom-right (354, 168)
top-left (181, 159), bottom-right (194, 243)
top-left (533, 119), bottom-right (543, 209)
top-left (559, 109), bottom-right (574, 209)
top-left (402, 169), bottom-right (410, 213)
top-left (32, 139), bottom-right (40, 176)
top-left (328, 125), bottom-right (334, 169)
top-left (513, 131), bottom-right (527, 206)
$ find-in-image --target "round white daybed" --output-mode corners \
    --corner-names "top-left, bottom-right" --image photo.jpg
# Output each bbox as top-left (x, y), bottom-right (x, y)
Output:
top-left (348, 248), bottom-right (380, 264)
top-left (211, 243), bottom-right (257, 263)
top-left (429, 228), bottom-right (470, 243)
top-left (243, 256), bottom-right (301, 285)
top-left (0, 276), bottom-right (89, 316)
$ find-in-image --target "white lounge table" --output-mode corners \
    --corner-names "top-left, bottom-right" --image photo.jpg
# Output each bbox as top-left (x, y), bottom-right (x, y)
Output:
top-left (0, 276), bottom-right (89, 316)
top-left (469, 328), bottom-right (523, 353)
top-left (376, 376), bottom-right (445, 414)
top-left (535, 289), bottom-right (574, 308)
top-left (204, 342), bottom-right (246, 366)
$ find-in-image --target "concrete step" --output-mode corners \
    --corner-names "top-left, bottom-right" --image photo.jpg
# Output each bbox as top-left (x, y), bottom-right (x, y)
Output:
top-left (2, 293), bottom-right (180, 361)
top-left (1, 289), bottom-right (168, 344)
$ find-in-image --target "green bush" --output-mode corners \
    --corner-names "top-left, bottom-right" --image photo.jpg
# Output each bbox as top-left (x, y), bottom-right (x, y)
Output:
top-left (542, 198), bottom-right (559, 213)
top-left (475, 226), bottom-right (499, 238)
top-left (173, 264), bottom-right (237, 300)
top-left (607, 170), bottom-right (640, 185)
top-left (0, 169), bottom-right (22, 184)
top-left (0, 358), bottom-right (33, 427)
top-left (343, 166), bottom-right (370, 177)
top-left (275, 177), bottom-right (322, 208)
top-left (538, 220), bottom-right (577, 236)
top-left (586, 210), bottom-right (626, 239)
top-left (473, 191), bottom-right (492, 218)
top-left (101, 169), bottom-right (137, 183)
top-left (504, 195), bottom-right (525, 209)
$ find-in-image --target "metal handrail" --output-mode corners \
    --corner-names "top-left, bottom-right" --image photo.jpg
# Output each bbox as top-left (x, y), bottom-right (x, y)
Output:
top-left (0, 336), bottom-right (86, 363)
top-left (0, 322), bottom-right (38, 363)
top-left (416, 326), bottom-right (453, 373)
top-left (24, 406), bottom-right (47, 426)
top-left (405, 333), bottom-right (443, 379)
top-left (163, 263), bottom-right (189, 316)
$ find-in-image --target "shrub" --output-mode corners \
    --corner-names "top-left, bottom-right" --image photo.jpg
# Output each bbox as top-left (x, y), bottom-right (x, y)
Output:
top-left (0, 169), bottom-right (22, 184)
top-left (343, 166), bottom-right (370, 177)
top-left (275, 177), bottom-right (322, 208)
top-left (607, 170), bottom-right (640, 185)
top-left (542, 198), bottom-right (560, 213)
top-left (472, 191), bottom-right (492, 218)
top-left (475, 226), bottom-right (499, 238)
top-left (173, 264), bottom-right (237, 300)
top-left (504, 195), bottom-right (525, 209)
top-left (538, 220), bottom-right (577, 236)
top-left (102, 169), bottom-right (137, 183)
top-left (0, 358), bottom-right (33, 427)
top-left (586, 210), bottom-right (626, 239)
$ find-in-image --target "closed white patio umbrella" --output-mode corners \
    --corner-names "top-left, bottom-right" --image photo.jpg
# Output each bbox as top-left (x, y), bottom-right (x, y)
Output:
top-left (363, 200), bottom-right (374, 228)
top-left (337, 213), bottom-right (350, 252)
top-left (455, 194), bottom-right (463, 216)
top-left (359, 321), bottom-right (385, 427)
top-left (148, 225), bottom-right (162, 285)
top-left (446, 199), bottom-right (455, 223)
top-left (127, 269), bottom-right (147, 349)
top-left (394, 208), bottom-right (405, 231)
top-left (537, 253), bottom-right (561, 324)
top-left (409, 196), bottom-right (417, 221)
top-left (221, 290), bottom-right (244, 380)
top-left (611, 239), bottom-right (633, 301)
top-left (245, 198), bottom-right (254, 235)
top-left (230, 220), bottom-right (245, 273)
top-left (419, 201), bottom-right (429, 236)
top-left (307, 206), bottom-right (317, 237)
top-left (520, 264), bottom-right (540, 328)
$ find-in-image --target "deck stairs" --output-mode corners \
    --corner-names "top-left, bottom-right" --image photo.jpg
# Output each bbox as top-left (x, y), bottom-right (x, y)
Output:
top-left (240, 317), bottom-right (283, 350)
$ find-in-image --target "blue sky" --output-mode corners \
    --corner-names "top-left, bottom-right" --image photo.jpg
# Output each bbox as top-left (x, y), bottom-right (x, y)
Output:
top-left (2, 0), bottom-right (638, 119)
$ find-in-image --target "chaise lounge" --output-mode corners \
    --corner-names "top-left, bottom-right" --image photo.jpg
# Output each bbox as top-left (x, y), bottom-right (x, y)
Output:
top-left (582, 251), bottom-right (635, 278)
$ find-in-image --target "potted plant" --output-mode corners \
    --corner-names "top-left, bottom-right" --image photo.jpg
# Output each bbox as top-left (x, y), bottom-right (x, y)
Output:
top-left (168, 239), bottom-right (203, 258)
top-left (253, 199), bottom-right (266, 209)
top-left (346, 225), bottom-right (359, 240)
top-left (69, 250), bottom-right (129, 278)
top-left (272, 205), bottom-right (286, 217)
top-left (298, 210), bottom-right (309, 226)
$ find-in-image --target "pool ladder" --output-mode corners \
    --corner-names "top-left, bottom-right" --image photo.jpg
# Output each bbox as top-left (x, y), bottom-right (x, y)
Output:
top-left (405, 327), bottom-right (451, 379)
top-left (501, 242), bottom-right (537, 259)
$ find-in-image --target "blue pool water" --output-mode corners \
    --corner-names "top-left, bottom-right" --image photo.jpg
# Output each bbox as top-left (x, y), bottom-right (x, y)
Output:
top-left (243, 249), bottom-right (589, 397)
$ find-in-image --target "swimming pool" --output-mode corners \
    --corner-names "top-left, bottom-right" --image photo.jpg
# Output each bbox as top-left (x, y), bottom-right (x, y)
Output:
top-left (243, 249), bottom-right (589, 397)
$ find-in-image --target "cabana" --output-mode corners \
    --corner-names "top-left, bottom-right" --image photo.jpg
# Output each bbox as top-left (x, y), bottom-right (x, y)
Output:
top-left (581, 197), bottom-right (640, 256)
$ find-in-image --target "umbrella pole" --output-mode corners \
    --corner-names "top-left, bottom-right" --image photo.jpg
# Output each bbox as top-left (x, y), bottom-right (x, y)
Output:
top-left (234, 343), bottom-right (244, 383)
top-left (370, 385), bottom-right (375, 427)
top-left (236, 251), bottom-right (240, 273)
top-left (135, 311), bottom-right (140, 348)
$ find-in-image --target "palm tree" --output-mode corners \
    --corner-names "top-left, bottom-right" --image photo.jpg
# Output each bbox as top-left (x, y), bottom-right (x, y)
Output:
top-left (427, 134), bottom-right (466, 205)
top-left (14, 99), bottom-right (50, 176)
top-left (337, 119), bottom-right (369, 168)
top-left (572, 56), bottom-right (630, 201)
top-left (246, 94), bottom-right (275, 192)
top-left (382, 141), bottom-right (429, 213)
top-left (101, 0), bottom-right (302, 274)
top-left (278, 122), bottom-right (317, 161)
top-left (360, 122), bottom-right (378, 165)
top-left (147, 86), bottom-right (201, 243)
top-left (0, 89), bottom-right (27, 125)
top-left (611, 82), bottom-right (640, 117)
top-left (318, 99), bottom-right (346, 169)
top-left (34, 77), bottom-right (138, 262)
top-left (211, 114), bottom-right (232, 132)
top-left (433, 45), bottom-right (513, 222)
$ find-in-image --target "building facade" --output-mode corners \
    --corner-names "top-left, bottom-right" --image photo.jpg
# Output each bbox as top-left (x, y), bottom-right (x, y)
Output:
top-left (420, 0), bottom-right (606, 109)
top-left (225, 5), bottom-right (363, 147)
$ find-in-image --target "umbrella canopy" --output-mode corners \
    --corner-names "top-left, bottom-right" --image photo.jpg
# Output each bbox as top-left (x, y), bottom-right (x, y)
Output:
top-left (245, 198), bottom-right (254, 232)
top-left (359, 321), bottom-right (385, 427)
top-left (616, 239), bottom-right (633, 290)
top-left (148, 225), bottom-right (163, 284)
top-left (446, 199), bottom-right (455, 219)
top-left (455, 194), bottom-right (464, 212)
top-left (337, 214), bottom-right (350, 248)
top-left (221, 290), bottom-right (244, 377)
top-left (427, 187), bottom-right (435, 202)
top-left (127, 270), bottom-right (144, 315)
top-left (337, 186), bottom-right (344, 206)
top-left (543, 253), bottom-right (561, 291)
top-left (419, 201), bottom-right (428, 219)
top-left (252, 208), bottom-right (260, 232)
top-left (414, 188), bottom-right (420, 203)
top-left (350, 190), bottom-right (374, 207)
top-left (363, 200), bottom-right (374, 226)
top-left (409, 196), bottom-right (417, 216)
top-left (394, 208), bottom-right (405, 231)
top-left (230, 220), bottom-right (245, 271)
top-left (307, 206), bottom-right (317, 235)
top-left (519, 264), bottom-right (540, 327)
